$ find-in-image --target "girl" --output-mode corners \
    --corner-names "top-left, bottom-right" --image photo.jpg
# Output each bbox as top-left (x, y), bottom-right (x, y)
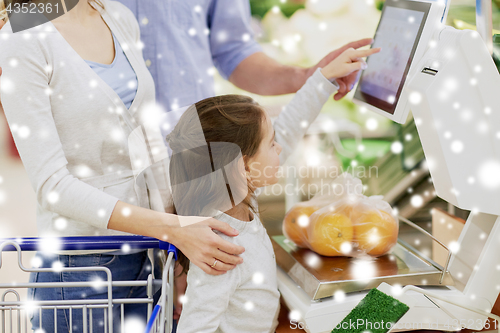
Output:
top-left (167, 46), bottom-right (380, 332)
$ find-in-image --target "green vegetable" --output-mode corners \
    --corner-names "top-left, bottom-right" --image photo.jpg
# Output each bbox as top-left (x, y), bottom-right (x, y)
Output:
top-left (493, 34), bottom-right (500, 74)
top-left (249, 0), bottom-right (305, 19)
top-left (331, 288), bottom-right (410, 333)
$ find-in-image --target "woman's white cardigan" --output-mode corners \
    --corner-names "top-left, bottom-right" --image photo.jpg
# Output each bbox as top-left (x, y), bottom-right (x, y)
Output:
top-left (0, 0), bottom-right (172, 251)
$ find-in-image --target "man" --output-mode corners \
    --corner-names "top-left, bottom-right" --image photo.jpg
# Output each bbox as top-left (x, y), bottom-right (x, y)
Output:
top-left (116, 0), bottom-right (372, 112)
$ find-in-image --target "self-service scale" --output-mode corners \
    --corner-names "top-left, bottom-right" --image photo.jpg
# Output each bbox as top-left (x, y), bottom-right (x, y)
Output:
top-left (276, 0), bottom-right (500, 331)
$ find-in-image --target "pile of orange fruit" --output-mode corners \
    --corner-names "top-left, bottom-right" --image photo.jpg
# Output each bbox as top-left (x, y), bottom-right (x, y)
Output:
top-left (282, 203), bottom-right (398, 257)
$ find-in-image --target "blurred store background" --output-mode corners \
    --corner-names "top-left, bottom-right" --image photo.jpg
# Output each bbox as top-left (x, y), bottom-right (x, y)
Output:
top-left (1, 0), bottom-right (500, 304)
top-left (220, 0), bottom-right (500, 269)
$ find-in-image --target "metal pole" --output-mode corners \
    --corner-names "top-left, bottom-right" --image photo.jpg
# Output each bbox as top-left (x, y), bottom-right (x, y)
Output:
top-left (476, 0), bottom-right (494, 54)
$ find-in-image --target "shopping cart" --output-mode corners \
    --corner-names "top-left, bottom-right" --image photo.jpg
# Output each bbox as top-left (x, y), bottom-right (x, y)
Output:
top-left (0, 236), bottom-right (177, 333)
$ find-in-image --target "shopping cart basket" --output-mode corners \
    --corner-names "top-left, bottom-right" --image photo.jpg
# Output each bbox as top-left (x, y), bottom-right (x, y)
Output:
top-left (0, 236), bottom-right (177, 333)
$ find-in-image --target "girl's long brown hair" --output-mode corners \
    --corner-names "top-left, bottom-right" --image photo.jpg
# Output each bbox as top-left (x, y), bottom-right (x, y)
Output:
top-left (167, 94), bottom-right (267, 275)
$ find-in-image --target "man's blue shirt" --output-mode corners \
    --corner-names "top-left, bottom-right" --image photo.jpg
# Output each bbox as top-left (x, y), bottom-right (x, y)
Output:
top-left (117, 0), bottom-right (262, 112)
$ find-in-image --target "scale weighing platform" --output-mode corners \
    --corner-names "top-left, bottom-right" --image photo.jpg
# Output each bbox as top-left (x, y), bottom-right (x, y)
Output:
top-left (273, 233), bottom-right (454, 302)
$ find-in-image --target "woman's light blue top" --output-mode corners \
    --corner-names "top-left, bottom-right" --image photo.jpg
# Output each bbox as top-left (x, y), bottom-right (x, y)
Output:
top-left (84, 33), bottom-right (138, 109)
top-left (85, 33), bottom-right (140, 255)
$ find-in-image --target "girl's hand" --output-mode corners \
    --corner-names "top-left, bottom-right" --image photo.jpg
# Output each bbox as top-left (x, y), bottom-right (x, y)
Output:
top-left (170, 217), bottom-right (245, 275)
top-left (320, 47), bottom-right (382, 81)
top-left (305, 38), bottom-right (374, 100)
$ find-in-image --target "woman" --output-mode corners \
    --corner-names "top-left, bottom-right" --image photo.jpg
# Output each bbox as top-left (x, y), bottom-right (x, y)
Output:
top-left (0, 0), bottom-right (244, 331)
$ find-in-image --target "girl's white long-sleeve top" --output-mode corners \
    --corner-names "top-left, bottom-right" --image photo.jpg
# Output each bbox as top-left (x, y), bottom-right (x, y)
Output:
top-left (176, 68), bottom-right (339, 333)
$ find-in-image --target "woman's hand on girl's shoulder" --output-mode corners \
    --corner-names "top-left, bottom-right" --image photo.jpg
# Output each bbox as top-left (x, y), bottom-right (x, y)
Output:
top-left (170, 217), bottom-right (245, 276)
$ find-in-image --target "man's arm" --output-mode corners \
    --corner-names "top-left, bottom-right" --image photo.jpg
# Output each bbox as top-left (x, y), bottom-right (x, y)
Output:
top-left (229, 38), bottom-right (374, 100)
top-left (228, 52), bottom-right (306, 96)
top-left (208, 0), bottom-right (372, 100)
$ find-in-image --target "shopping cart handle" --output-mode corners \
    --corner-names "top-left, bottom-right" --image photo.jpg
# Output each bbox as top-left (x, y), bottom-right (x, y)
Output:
top-left (159, 241), bottom-right (178, 260)
top-left (0, 236), bottom-right (175, 253)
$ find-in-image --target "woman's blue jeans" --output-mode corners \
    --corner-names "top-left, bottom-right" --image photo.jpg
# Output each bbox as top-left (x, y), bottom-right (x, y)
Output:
top-left (27, 250), bottom-right (173, 333)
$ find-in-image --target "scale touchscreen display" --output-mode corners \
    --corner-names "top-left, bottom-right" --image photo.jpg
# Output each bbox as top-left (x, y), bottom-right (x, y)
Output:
top-left (354, 0), bottom-right (430, 115)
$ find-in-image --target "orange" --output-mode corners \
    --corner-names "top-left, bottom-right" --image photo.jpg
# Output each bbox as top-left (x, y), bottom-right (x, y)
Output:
top-left (283, 204), bottom-right (319, 247)
top-left (337, 203), bottom-right (354, 218)
top-left (306, 211), bottom-right (353, 256)
top-left (352, 210), bottom-right (398, 256)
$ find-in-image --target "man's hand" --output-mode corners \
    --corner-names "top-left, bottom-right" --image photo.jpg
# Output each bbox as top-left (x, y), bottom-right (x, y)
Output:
top-left (306, 38), bottom-right (374, 101)
top-left (0, 19), bottom-right (4, 30)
